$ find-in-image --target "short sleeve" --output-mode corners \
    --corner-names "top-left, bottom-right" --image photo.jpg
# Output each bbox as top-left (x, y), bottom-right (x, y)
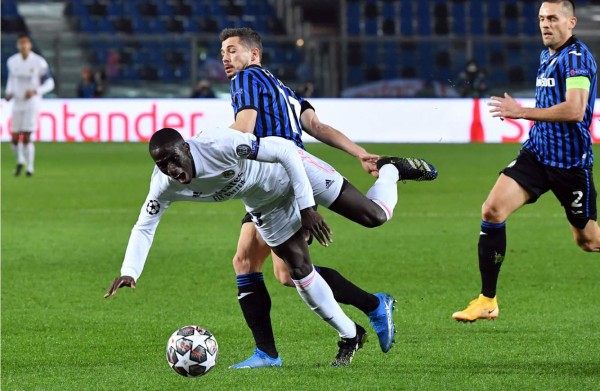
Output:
top-left (230, 70), bottom-right (261, 116)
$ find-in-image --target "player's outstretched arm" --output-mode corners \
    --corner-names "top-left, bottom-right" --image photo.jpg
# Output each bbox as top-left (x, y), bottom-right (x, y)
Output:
top-left (488, 90), bottom-right (588, 122)
top-left (300, 109), bottom-right (379, 177)
top-left (104, 275), bottom-right (136, 298)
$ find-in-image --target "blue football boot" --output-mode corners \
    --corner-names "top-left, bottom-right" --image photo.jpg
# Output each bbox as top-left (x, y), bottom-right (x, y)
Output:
top-left (367, 293), bottom-right (397, 353)
top-left (229, 348), bottom-right (282, 369)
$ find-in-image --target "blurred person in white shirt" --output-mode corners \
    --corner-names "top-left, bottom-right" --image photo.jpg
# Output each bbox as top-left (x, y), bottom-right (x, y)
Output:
top-left (4, 34), bottom-right (55, 177)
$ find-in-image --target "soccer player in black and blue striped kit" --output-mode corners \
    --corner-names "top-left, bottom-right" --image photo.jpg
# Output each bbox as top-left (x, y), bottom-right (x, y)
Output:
top-left (220, 27), bottom-right (437, 367)
top-left (453, 0), bottom-right (598, 322)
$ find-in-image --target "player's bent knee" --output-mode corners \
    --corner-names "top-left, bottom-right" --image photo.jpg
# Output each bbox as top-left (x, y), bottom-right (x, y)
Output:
top-left (232, 253), bottom-right (254, 274)
top-left (481, 203), bottom-right (505, 223)
top-left (366, 211), bottom-right (388, 228)
top-left (288, 264), bottom-right (313, 280)
top-left (575, 238), bottom-right (599, 252)
top-left (275, 272), bottom-right (294, 287)
top-left (359, 205), bottom-right (388, 228)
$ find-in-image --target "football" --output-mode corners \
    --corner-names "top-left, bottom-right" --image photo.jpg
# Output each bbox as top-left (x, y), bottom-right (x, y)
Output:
top-left (166, 325), bottom-right (218, 377)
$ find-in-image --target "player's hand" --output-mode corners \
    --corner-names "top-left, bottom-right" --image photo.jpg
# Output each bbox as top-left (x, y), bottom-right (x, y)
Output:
top-left (4, 94), bottom-right (13, 101)
top-left (104, 275), bottom-right (136, 298)
top-left (357, 151), bottom-right (380, 177)
top-left (300, 207), bottom-right (332, 247)
top-left (25, 89), bottom-right (36, 99)
top-left (488, 92), bottom-right (524, 119)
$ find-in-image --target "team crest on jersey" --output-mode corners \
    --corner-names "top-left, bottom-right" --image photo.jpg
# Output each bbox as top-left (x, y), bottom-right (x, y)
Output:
top-left (223, 169), bottom-right (235, 178)
top-left (570, 68), bottom-right (589, 77)
top-left (232, 88), bottom-right (244, 99)
top-left (146, 200), bottom-right (160, 215)
top-left (236, 144), bottom-right (252, 157)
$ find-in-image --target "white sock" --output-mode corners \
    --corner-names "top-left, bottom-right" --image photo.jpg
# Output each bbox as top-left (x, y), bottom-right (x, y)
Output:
top-left (12, 142), bottom-right (25, 165)
top-left (24, 142), bottom-right (35, 173)
top-left (293, 267), bottom-right (356, 338)
top-left (366, 165), bottom-right (399, 220)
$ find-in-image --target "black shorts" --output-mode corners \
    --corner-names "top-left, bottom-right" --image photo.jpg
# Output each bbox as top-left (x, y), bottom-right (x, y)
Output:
top-left (501, 148), bottom-right (597, 229)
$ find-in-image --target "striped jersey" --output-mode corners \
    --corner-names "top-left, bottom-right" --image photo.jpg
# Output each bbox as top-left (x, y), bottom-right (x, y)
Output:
top-left (523, 36), bottom-right (597, 169)
top-left (229, 64), bottom-right (306, 149)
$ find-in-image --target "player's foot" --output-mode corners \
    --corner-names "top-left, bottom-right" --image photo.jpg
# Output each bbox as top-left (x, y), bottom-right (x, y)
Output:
top-left (228, 348), bottom-right (282, 369)
top-left (14, 163), bottom-right (23, 176)
top-left (331, 324), bottom-right (367, 367)
top-left (452, 294), bottom-right (499, 322)
top-left (367, 293), bottom-right (397, 353)
top-left (26, 171), bottom-right (33, 177)
top-left (377, 157), bottom-right (438, 181)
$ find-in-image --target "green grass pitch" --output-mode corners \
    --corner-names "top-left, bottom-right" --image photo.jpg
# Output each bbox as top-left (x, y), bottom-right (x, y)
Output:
top-left (2, 141), bottom-right (599, 390)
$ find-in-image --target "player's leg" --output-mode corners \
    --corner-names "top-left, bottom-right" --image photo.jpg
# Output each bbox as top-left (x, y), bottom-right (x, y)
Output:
top-left (328, 180), bottom-right (390, 227)
top-left (356, 157), bottom-right (437, 222)
top-left (300, 152), bottom-right (401, 351)
top-left (10, 113), bottom-right (25, 176)
top-left (551, 166), bottom-right (600, 252)
top-left (272, 254), bottom-right (376, 310)
top-left (22, 131), bottom-right (34, 176)
top-left (570, 220), bottom-right (600, 252)
top-left (304, 150), bottom-right (437, 228)
top-left (453, 173), bottom-right (532, 322)
top-left (274, 253), bottom-right (396, 353)
top-left (271, 229), bottom-right (367, 366)
top-left (229, 220), bottom-right (281, 369)
top-left (271, 239), bottom-right (396, 352)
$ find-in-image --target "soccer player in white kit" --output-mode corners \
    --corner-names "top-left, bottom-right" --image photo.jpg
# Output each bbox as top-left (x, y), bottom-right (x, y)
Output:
top-left (4, 34), bottom-right (55, 177)
top-left (105, 127), bottom-right (369, 366)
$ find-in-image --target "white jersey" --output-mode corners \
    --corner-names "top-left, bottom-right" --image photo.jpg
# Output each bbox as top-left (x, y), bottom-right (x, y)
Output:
top-left (5, 51), bottom-right (54, 111)
top-left (120, 128), bottom-right (315, 280)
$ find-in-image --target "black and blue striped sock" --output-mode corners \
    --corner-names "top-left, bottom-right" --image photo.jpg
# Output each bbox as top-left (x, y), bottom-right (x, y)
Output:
top-left (478, 221), bottom-right (506, 298)
top-left (236, 272), bottom-right (278, 359)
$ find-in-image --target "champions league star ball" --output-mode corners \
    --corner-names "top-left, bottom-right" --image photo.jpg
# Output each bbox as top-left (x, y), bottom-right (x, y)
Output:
top-left (166, 325), bottom-right (218, 377)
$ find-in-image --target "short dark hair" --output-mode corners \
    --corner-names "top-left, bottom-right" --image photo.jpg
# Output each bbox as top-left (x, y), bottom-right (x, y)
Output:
top-left (542, 0), bottom-right (576, 15)
top-left (219, 27), bottom-right (263, 55)
top-left (17, 33), bottom-right (30, 41)
top-left (149, 128), bottom-right (184, 154)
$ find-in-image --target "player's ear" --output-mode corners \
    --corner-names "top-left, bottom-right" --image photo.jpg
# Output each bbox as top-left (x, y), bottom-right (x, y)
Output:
top-left (183, 142), bottom-right (191, 156)
top-left (251, 47), bottom-right (260, 62)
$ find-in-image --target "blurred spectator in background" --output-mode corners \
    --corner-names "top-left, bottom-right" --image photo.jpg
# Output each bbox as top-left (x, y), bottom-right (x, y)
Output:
top-left (105, 50), bottom-right (120, 80)
top-left (77, 67), bottom-right (104, 98)
top-left (299, 80), bottom-right (318, 98)
top-left (191, 79), bottom-right (216, 98)
top-left (458, 60), bottom-right (488, 98)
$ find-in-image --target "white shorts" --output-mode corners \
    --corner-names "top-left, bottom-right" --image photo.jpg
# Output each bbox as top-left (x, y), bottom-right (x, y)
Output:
top-left (248, 190), bottom-right (302, 247)
top-left (299, 149), bottom-right (344, 207)
top-left (11, 110), bottom-right (38, 133)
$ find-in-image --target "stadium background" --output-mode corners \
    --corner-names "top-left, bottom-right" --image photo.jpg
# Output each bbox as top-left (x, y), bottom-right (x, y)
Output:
top-left (3, 1), bottom-right (600, 390)
top-left (2, 0), bottom-right (599, 99)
